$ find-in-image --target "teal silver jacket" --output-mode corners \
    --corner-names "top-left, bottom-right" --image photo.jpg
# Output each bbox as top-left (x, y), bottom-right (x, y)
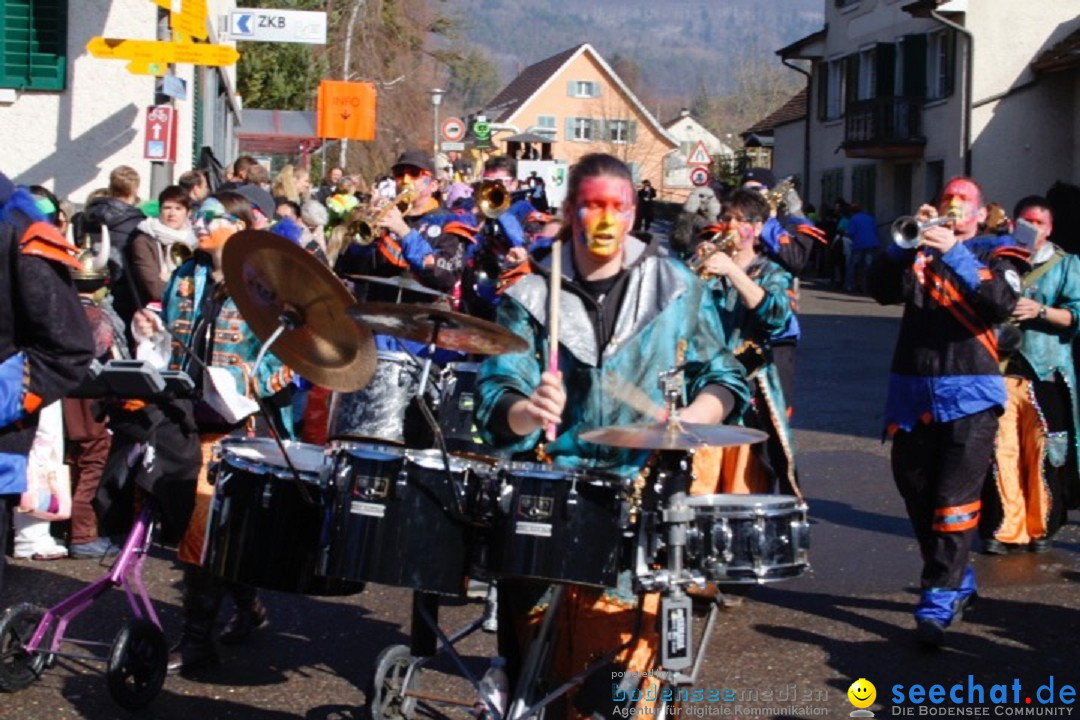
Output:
top-left (708, 254), bottom-right (797, 489)
top-left (475, 235), bottom-right (750, 477)
top-left (1015, 242), bottom-right (1080, 464)
top-left (162, 256), bottom-right (294, 434)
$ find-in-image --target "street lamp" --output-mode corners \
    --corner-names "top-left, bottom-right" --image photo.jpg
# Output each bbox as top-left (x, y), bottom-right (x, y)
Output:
top-left (430, 88), bottom-right (444, 172)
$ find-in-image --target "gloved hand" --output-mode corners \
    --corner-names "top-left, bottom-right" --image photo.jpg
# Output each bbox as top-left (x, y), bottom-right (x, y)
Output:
top-left (782, 186), bottom-right (803, 219)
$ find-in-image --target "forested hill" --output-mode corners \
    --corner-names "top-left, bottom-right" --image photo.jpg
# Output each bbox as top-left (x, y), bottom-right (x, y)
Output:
top-left (444, 0), bottom-right (823, 98)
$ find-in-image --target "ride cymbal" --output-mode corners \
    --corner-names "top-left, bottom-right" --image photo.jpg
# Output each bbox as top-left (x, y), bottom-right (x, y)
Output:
top-left (222, 231), bottom-right (376, 392)
top-left (579, 420), bottom-right (768, 450)
top-left (346, 301), bottom-right (529, 356)
top-left (344, 274), bottom-right (448, 299)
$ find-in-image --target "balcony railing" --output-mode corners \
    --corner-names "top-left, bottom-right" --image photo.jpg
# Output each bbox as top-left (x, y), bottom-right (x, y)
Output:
top-left (843, 97), bottom-right (925, 158)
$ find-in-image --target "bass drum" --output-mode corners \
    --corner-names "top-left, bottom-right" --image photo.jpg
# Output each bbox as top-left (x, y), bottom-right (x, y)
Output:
top-left (487, 463), bottom-right (631, 588)
top-left (203, 438), bottom-right (363, 596)
top-left (327, 351), bottom-right (435, 447)
top-left (325, 443), bottom-right (490, 595)
top-left (683, 494), bottom-right (810, 583)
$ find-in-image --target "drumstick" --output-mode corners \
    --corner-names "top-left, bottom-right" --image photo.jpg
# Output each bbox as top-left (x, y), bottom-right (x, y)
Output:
top-left (546, 238), bottom-right (562, 441)
top-left (602, 373), bottom-right (666, 421)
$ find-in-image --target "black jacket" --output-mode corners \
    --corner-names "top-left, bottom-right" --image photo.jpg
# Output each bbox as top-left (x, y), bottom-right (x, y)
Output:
top-left (80, 197), bottom-right (146, 325)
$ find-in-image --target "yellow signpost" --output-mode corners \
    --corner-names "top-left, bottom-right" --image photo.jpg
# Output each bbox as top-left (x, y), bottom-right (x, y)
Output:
top-left (170, 0), bottom-right (208, 40)
top-left (86, 37), bottom-right (239, 67)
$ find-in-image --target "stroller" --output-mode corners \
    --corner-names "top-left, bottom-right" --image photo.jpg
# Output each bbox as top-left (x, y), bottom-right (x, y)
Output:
top-left (0, 365), bottom-right (198, 710)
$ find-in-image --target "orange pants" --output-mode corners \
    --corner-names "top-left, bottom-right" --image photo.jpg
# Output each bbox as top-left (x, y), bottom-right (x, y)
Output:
top-left (690, 444), bottom-right (771, 496)
top-left (990, 377), bottom-right (1052, 544)
top-left (178, 433), bottom-right (228, 566)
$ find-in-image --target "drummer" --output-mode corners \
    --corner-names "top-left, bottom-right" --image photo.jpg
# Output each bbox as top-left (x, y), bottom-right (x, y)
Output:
top-left (131, 191), bottom-right (294, 677)
top-left (475, 153), bottom-right (750, 717)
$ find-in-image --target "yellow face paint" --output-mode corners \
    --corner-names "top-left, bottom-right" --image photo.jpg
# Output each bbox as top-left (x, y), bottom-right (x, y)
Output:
top-left (574, 175), bottom-right (635, 260)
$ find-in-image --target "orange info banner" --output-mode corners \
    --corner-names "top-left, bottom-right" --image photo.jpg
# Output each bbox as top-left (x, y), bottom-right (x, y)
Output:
top-left (317, 81), bottom-right (377, 140)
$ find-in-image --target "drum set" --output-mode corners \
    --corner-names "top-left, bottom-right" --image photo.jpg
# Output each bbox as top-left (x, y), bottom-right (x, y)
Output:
top-left (212, 232), bottom-right (813, 718)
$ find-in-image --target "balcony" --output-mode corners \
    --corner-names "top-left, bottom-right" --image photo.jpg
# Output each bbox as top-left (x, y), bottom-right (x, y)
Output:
top-left (842, 97), bottom-right (926, 159)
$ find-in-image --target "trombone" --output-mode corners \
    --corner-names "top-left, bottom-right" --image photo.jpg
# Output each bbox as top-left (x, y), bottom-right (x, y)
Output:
top-left (350, 188), bottom-right (416, 245)
top-left (890, 209), bottom-right (961, 249)
top-left (688, 225), bottom-right (740, 276)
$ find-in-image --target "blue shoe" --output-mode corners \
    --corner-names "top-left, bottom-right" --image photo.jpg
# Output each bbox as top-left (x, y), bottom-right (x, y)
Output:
top-left (70, 538), bottom-right (120, 559)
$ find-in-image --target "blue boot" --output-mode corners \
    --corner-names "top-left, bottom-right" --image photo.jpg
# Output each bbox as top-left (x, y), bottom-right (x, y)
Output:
top-left (914, 566), bottom-right (977, 648)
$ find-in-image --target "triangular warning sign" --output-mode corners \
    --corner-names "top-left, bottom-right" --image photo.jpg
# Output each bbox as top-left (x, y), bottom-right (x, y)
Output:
top-left (686, 140), bottom-right (712, 166)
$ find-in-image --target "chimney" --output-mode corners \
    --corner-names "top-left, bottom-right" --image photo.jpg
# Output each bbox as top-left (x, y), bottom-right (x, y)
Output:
top-left (679, 107), bottom-right (690, 118)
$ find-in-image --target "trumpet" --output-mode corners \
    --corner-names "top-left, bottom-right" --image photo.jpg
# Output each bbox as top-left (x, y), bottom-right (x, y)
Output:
top-left (765, 176), bottom-right (796, 213)
top-left (890, 209), bottom-right (961, 249)
top-left (688, 225), bottom-right (740, 276)
top-left (167, 242), bottom-right (193, 270)
top-left (476, 179), bottom-right (512, 219)
top-left (350, 188), bottom-right (416, 245)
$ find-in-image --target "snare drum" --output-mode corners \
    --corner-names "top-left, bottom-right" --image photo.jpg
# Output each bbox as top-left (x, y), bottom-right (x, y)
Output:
top-left (487, 464), bottom-right (630, 588)
top-left (328, 351), bottom-right (434, 446)
top-left (683, 494), bottom-right (809, 583)
top-left (325, 443), bottom-right (489, 595)
top-left (204, 438), bottom-right (362, 596)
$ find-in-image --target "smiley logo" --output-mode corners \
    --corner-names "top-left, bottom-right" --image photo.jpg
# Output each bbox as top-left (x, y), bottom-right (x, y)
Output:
top-left (848, 678), bottom-right (876, 709)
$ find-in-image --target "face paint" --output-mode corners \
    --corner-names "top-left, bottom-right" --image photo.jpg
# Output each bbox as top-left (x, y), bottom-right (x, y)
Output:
top-left (198, 224), bottom-right (236, 251)
top-left (940, 179), bottom-right (982, 235)
top-left (573, 175), bottom-right (635, 259)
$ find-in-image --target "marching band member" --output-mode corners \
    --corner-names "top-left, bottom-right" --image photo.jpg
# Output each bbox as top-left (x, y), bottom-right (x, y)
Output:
top-left (476, 153), bottom-right (748, 717)
top-left (692, 189), bottom-right (798, 497)
top-left (867, 176), bottom-right (1027, 647)
top-left (981, 196), bottom-right (1080, 554)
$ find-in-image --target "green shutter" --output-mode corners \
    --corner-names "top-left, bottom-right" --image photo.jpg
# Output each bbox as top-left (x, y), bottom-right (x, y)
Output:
top-left (902, 33), bottom-right (928, 99)
top-left (567, 81), bottom-right (575, 97)
top-left (592, 81), bottom-right (601, 98)
top-left (816, 62), bottom-right (828, 121)
top-left (0, 0), bottom-right (67, 91)
top-left (628, 120), bottom-right (637, 143)
top-left (565, 116), bottom-right (575, 140)
top-left (844, 54), bottom-right (858, 110)
top-left (876, 42), bottom-right (896, 98)
top-left (943, 30), bottom-right (957, 98)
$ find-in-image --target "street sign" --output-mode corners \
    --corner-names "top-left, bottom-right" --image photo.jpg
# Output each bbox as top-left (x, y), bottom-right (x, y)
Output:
top-left (127, 60), bottom-right (167, 76)
top-left (86, 37), bottom-right (239, 67)
top-left (229, 8), bottom-right (327, 44)
top-left (316, 80), bottom-right (377, 140)
top-left (441, 141), bottom-right (465, 152)
top-left (471, 115), bottom-right (492, 150)
top-left (170, 0), bottom-right (208, 40)
top-left (689, 166), bottom-right (712, 187)
top-left (686, 140), bottom-right (712, 166)
top-left (440, 117), bottom-right (465, 142)
top-left (158, 74), bottom-right (188, 100)
top-left (144, 105), bottom-right (178, 163)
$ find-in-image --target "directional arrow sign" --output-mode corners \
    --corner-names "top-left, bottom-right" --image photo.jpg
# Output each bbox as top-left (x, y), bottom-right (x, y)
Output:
top-left (127, 60), bottom-right (168, 76)
top-left (87, 37), bottom-right (239, 67)
top-left (233, 13), bottom-right (253, 36)
top-left (170, 0), bottom-right (208, 40)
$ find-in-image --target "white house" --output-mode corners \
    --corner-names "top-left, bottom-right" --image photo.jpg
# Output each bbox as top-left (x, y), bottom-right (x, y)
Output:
top-left (662, 108), bottom-right (736, 193)
top-left (0, 0), bottom-right (241, 205)
top-left (775, 0), bottom-right (1080, 222)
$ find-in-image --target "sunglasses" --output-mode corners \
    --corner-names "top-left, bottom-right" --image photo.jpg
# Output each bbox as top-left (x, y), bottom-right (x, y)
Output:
top-left (196, 200), bottom-right (239, 225)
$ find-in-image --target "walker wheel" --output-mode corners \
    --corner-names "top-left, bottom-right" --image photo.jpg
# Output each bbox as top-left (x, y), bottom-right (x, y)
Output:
top-left (106, 618), bottom-right (168, 710)
top-left (0, 603), bottom-right (48, 692)
top-left (367, 644), bottom-right (420, 720)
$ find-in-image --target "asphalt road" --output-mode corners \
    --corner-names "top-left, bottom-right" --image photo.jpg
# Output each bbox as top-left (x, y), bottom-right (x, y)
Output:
top-left (2, 271), bottom-right (1080, 720)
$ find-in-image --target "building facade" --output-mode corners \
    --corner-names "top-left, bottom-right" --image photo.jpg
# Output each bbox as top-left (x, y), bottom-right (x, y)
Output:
top-left (663, 108), bottom-right (736, 198)
top-left (0, 0), bottom-right (240, 205)
top-left (777, 0), bottom-right (1080, 221)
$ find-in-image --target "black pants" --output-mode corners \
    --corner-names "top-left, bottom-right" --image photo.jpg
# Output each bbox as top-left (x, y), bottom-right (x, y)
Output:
top-left (772, 342), bottom-right (797, 411)
top-left (0, 494), bottom-right (13, 594)
top-left (892, 409), bottom-right (999, 589)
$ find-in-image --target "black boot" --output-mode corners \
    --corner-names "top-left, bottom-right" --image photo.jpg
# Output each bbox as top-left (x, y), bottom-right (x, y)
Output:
top-left (167, 565), bottom-right (223, 676)
top-left (219, 583), bottom-right (268, 645)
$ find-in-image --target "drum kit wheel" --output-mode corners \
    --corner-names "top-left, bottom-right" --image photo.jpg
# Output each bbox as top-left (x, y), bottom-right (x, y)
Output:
top-left (216, 232), bottom-right (811, 720)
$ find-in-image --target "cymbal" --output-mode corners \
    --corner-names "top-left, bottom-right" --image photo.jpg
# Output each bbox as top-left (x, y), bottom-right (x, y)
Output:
top-left (347, 301), bottom-right (530, 356)
top-left (222, 231), bottom-right (376, 393)
top-left (345, 274), bottom-right (448, 299)
top-left (579, 420), bottom-right (768, 450)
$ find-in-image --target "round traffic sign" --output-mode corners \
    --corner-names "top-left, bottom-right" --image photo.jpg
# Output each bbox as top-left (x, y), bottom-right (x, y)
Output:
top-left (689, 166), bottom-right (712, 187)
top-left (441, 117), bottom-right (465, 142)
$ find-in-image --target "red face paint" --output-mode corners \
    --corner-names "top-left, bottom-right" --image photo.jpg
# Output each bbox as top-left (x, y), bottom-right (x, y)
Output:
top-left (940, 178), bottom-right (982, 235)
top-left (573, 175), bottom-right (635, 259)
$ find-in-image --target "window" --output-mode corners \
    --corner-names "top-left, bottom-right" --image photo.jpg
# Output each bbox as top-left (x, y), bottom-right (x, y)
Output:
top-left (851, 164), bottom-right (877, 214)
top-left (822, 57), bottom-right (849, 120)
top-left (567, 80), bottom-right (601, 98)
top-left (925, 159), bottom-right (945, 206)
top-left (0, 0), bottom-right (68, 91)
top-left (608, 119), bottom-right (634, 143)
top-left (535, 115), bottom-right (556, 139)
top-left (857, 47), bottom-right (876, 101)
top-left (820, 168), bottom-right (844, 210)
top-left (565, 116), bottom-right (594, 141)
top-left (927, 30), bottom-right (955, 100)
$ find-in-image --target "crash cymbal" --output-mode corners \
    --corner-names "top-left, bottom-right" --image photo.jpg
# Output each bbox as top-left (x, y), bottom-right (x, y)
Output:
top-left (345, 274), bottom-right (448, 299)
top-left (222, 231), bottom-right (376, 392)
top-left (579, 420), bottom-right (768, 450)
top-left (346, 301), bottom-right (529, 356)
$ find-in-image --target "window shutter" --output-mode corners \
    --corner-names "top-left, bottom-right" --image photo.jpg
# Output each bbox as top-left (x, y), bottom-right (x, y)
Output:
top-left (565, 116), bottom-right (575, 140)
top-left (592, 81), bottom-right (601, 98)
top-left (844, 54), bottom-right (858, 111)
top-left (0, 0), bottom-right (68, 91)
top-left (628, 120), bottom-right (638, 143)
top-left (902, 33), bottom-right (927, 99)
top-left (594, 118), bottom-right (605, 140)
top-left (875, 42), bottom-right (896, 98)
top-left (567, 81), bottom-right (575, 97)
top-left (816, 62), bottom-right (828, 121)
top-left (943, 30), bottom-right (957, 98)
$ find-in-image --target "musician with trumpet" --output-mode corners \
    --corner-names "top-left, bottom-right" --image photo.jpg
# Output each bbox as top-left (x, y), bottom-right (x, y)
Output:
top-left (867, 176), bottom-right (1029, 648)
top-left (692, 189), bottom-right (799, 497)
top-left (334, 149), bottom-right (472, 297)
top-left (128, 185), bottom-right (198, 305)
